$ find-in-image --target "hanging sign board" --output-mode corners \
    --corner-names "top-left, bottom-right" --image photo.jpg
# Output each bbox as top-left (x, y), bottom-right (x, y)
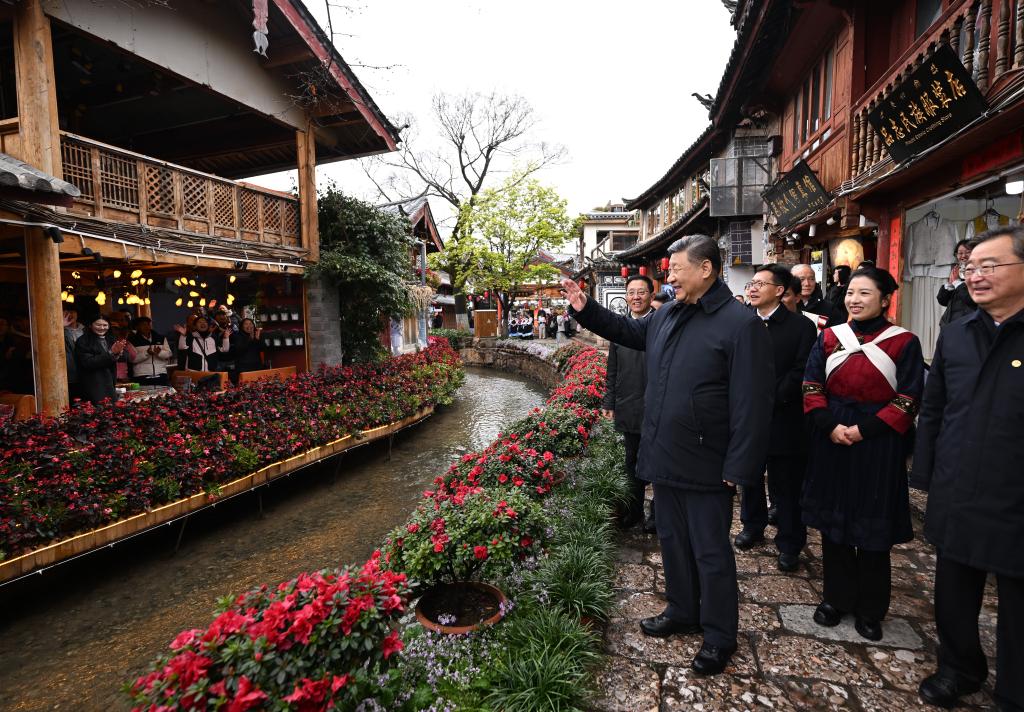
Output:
top-left (867, 44), bottom-right (988, 164)
top-left (762, 161), bottom-right (831, 228)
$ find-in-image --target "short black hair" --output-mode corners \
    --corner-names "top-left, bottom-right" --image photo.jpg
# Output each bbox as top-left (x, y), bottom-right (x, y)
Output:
top-left (971, 226), bottom-right (1024, 260)
top-left (753, 263), bottom-right (792, 289)
top-left (954, 238), bottom-right (972, 258)
top-left (786, 275), bottom-right (801, 296)
top-left (667, 234), bottom-right (721, 275)
top-left (849, 266), bottom-right (899, 296)
top-left (625, 274), bottom-right (654, 292)
top-left (834, 265), bottom-right (851, 284)
top-left (652, 292), bottom-right (670, 304)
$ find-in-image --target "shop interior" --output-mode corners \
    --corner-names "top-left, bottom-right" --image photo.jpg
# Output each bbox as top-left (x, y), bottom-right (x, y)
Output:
top-left (902, 177), bottom-right (1023, 359)
top-left (0, 233), bottom-right (307, 398)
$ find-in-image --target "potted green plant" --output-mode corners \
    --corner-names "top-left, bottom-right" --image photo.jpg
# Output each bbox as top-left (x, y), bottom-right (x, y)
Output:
top-left (382, 486), bottom-right (547, 634)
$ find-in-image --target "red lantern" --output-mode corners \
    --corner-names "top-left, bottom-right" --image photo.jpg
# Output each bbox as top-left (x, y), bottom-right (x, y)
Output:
top-left (639, 266), bottom-right (648, 276)
top-left (660, 257), bottom-right (670, 271)
top-left (620, 266), bottom-right (629, 278)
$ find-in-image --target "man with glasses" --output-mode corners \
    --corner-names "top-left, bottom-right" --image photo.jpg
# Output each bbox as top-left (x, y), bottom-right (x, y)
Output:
top-left (913, 227), bottom-right (1024, 712)
top-left (734, 265), bottom-right (817, 573)
top-left (561, 235), bottom-right (773, 676)
top-left (602, 274), bottom-right (656, 530)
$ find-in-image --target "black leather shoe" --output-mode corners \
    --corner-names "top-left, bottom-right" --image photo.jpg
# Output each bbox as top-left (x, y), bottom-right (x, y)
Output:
top-left (777, 552), bottom-right (799, 572)
top-left (812, 602), bottom-right (843, 627)
top-left (918, 672), bottom-right (982, 708)
top-left (854, 617), bottom-right (883, 641)
top-left (733, 529), bottom-right (765, 550)
top-left (691, 643), bottom-right (737, 676)
top-left (639, 614), bottom-right (701, 638)
top-left (767, 506), bottom-right (778, 526)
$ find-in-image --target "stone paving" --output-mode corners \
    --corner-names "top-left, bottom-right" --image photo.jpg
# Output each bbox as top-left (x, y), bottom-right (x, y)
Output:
top-left (589, 490), bottom-right (1000, 711)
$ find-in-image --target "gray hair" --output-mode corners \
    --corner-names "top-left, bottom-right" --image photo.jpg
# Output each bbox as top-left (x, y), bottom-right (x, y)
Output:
top-left (667, 234), bottom-right (722, 275)
top-left (971, 225), bottom-right (1024, 260)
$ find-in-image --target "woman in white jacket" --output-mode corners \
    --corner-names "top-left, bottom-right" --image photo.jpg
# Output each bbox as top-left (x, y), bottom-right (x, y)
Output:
top-left (173, 316), bottom-right (218, 372)
top-left (129, 317), bottom-right (174, 385)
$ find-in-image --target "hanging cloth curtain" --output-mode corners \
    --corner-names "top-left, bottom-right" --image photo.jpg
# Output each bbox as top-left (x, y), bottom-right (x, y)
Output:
top-left (253, 0), bottom-right (269, 56)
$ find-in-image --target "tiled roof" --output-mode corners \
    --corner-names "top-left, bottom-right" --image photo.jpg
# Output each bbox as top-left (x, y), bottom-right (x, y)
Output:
top-left (615, 197), bottom-right (711, 261)
top-left (623, 126), bottom-right (715, 211)
top-left (0, 153), bottom-right (80, 197)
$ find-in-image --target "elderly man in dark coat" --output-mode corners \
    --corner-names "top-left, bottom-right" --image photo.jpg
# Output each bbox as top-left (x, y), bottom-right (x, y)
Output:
top-left (601, 274), bottom-right (656, 529)
top-left (912, 227), bottom-right (1024, 712)
top-left (562, 234), bottom-right (774, 676)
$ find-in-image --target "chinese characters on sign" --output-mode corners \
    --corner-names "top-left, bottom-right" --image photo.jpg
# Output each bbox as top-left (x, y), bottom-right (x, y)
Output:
top-left (867, 44), bottom-right (988, 164)
top-left (762, 161), bottom-right (831, 228)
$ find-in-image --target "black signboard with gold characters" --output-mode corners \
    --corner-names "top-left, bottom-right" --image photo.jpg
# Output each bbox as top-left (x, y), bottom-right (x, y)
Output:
top-left (762, 161), bottom-right (831, 228)
top-left (867, 44), bottom-right (988, 164)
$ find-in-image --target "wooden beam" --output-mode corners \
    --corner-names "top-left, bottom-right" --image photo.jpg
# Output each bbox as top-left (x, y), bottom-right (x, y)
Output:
top-left (297, 122), bottom-right (319, 262)
top-left (261, 39), bottom-right (316, 68)
top-left (15, 0), bottom-right (67, 415)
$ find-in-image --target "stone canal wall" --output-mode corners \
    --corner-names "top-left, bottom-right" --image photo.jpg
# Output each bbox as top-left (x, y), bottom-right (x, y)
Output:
top-left (459, 340), bottom-right (562, 390)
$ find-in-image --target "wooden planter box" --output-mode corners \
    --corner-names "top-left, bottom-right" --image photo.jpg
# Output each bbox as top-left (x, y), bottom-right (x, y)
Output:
top-left (0, 407), bottom-right (435, 584)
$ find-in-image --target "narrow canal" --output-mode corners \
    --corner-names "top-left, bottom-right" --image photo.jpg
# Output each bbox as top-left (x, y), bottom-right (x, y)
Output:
top-left (0, 367), bottom-right (546, 711)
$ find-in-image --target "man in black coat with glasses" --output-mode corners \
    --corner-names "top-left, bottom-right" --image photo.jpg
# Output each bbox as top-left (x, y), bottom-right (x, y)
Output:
top-left (562, 234), bottom-right (773, 676)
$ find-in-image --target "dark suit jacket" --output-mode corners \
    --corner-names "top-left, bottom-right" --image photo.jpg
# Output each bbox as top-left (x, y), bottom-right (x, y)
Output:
top-left (759, 306), bottom-right (817, 455)
top-left (573, 280), bottom-right (774, 491)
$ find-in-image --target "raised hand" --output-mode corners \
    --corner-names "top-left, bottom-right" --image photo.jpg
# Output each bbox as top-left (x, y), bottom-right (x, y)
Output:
top-left (560, 278), bottom-right (587, 312)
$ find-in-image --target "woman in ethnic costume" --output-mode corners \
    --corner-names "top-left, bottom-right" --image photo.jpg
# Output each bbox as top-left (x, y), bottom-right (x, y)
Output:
top-left (801, 266), bottom-right (924, 642)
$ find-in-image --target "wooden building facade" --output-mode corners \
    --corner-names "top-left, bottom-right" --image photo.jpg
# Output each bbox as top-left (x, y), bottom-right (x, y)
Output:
top-left (0, 0), bottom-right (399, 414)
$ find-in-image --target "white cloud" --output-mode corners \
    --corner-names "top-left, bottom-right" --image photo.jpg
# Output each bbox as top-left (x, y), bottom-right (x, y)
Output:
top-left (253, 0), bottom-right (736, 226)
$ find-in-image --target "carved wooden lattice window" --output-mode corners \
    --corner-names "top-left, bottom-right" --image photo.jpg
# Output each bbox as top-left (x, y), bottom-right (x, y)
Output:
top-left (282, 202), bottom-right (299, 238)
top-left (212, 182), bottom-right (236, 228)
top-left (145, 164), bottom-right (175, 216)
top-left (100, 152), bottom-right (139, 210)
top-left (263, 197), bottom-right (282, 235)
top-left (182, 174), bottom-right (208, 219)
top-left (60, 140), bottom-right (93, 201)
top-left (240, 190), bottom-right (259, 232)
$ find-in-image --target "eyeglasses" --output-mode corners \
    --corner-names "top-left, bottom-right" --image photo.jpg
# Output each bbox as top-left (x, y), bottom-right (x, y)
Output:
top-left (665, 266), bottom-right (689, 276)
top-left (963, 261), bottom-right (1024, 278)
top-left (747, 280), bottom-right (780, 290)
top-left (625, 290), bottom-right (650, 297)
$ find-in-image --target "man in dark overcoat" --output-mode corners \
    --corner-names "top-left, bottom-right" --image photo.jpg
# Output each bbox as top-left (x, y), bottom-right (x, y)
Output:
top-left (601, 274), bottom-right (656, 529)
top-left (734, 264), bottom-right (816, 573)
top-left (561, 234), bottom-right (773, 676)
top-left (912, 227), bottom-right (1024, 712)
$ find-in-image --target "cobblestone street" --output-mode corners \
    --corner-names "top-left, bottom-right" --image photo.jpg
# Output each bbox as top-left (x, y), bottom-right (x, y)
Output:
top-left (591, 490), bottom-right (1000, 711)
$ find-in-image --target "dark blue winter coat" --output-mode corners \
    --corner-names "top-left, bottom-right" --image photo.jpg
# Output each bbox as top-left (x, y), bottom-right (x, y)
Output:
top-left (572, 279), bottom-right (774, 491)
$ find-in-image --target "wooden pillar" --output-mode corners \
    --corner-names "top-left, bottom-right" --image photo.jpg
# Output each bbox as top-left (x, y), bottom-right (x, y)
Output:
top-left (296, 122), bottom-right (319, 263)
top-left (14, 0), bottom-right (67, 414)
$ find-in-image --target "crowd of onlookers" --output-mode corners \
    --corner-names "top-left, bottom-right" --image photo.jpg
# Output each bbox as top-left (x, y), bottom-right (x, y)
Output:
top-left (0, 306), bottom-right (266, 406)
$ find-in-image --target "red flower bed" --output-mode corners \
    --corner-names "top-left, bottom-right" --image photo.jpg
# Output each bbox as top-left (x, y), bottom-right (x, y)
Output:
top-left (0, 342), bottom-right (464, 561)
top-left (126, 554), bottom-right (409, 710)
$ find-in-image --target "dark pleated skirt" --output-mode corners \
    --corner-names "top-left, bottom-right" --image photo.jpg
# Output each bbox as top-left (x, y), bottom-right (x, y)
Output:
top-left (802, 398), bottom-right (914, 551)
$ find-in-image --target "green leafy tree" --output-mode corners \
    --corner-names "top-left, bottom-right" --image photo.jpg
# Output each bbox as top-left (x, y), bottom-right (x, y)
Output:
top-left (462, 177), bottom-right (573, 334)
top-left (308, 184), bottom-right (413, 363)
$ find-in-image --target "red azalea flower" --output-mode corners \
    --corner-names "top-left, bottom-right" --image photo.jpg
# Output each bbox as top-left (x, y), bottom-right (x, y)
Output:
top-left (381, 630), bottom-right (403, 659)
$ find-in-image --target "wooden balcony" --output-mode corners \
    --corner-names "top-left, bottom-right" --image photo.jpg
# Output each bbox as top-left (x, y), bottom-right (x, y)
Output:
top-left (59, 132), bottom-right (301, 249)
top-left (847, 0), bottom-right (1024, 185)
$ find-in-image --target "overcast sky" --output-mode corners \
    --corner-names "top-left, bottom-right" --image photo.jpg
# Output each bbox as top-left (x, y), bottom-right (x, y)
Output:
top-left (255, 1), bottom-right (737, 226)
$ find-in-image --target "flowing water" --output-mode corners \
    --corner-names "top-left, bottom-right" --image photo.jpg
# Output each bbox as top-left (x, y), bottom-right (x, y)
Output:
top-left (0, 367), bottom-right (546, 711)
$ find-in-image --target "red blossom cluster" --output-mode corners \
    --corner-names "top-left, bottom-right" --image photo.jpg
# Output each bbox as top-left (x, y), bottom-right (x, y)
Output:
top-left (127, 554), bottom-right (409, 710)
top-left (0, 342), bottom-right (463, 560)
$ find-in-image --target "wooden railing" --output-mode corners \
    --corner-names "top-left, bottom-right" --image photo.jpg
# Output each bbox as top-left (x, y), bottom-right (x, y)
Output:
top-left (59, 132), bottom-right (301, 248)
top-left (848, 0), bottom-right (1024, 183)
